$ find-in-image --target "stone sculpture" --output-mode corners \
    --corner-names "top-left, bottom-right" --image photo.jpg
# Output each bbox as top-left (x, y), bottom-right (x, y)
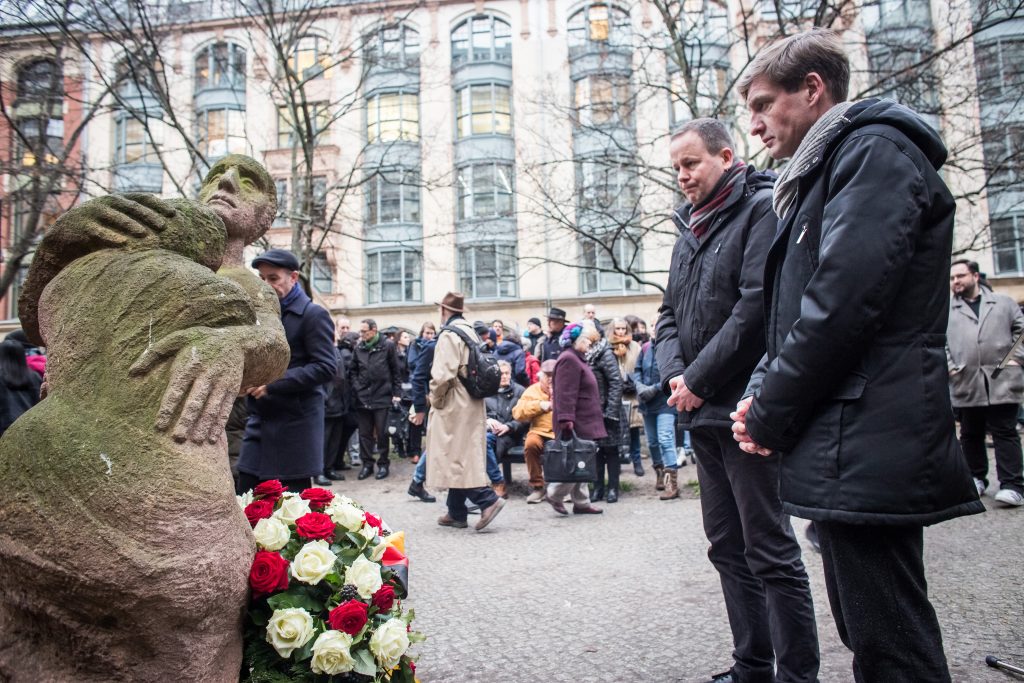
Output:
top-left (0, 156), bottom-right (289, 681)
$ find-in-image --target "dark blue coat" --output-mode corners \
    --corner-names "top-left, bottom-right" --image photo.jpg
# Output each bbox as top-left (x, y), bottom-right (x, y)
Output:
top-left (633, 340), bottom-right (672, 416)
top-left (493, 340), bottom-right (527, 386)
top-left (410, 339), bottom-right (436, 414)
top-left (239, 285), bottom-right (336, 480)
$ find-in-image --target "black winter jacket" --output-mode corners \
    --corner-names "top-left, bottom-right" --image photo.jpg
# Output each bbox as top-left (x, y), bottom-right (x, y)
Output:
top-left (325, 335), bottom-right (357, 418)
top-left (655, 165), bottom-right (777, 429)
top-left (349, 336), bottom-right (401, 410)
top-left (587, 340), bottom-right (623, 447)
top-left (743, 99), bottom-right (983, 526)
top-left (485, 383), bottom-right (527, 438)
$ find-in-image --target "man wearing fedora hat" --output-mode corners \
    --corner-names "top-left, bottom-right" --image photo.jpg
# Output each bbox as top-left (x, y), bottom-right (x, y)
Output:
top-left (536, 307), bottom-right (567, 363)
top-left (236, 248), bottom-right (336, 492)
top-left (426, 292), bottom-right (506, 530)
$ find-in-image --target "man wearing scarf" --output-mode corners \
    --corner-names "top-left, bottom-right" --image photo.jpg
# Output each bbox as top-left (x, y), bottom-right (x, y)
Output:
top-left (732, 29), bottom-right (982, 682)
top-left (350, 318), bottom-right (403, 481)
top-left (237, 249), bottom-right (337, 493)
top-left (656, 118), bottom-right (819, 683)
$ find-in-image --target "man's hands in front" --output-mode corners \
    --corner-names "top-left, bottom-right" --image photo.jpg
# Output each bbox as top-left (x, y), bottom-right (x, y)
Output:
top-left (667, 374), bottom-right (705, 412)
top-left (730, 396), bottom-right (772, 456)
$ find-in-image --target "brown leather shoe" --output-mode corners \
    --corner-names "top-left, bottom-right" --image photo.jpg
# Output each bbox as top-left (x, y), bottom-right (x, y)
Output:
top-left (475, 498), bottom-right (506, 530)
top-left (437, 514), bottom-right (468, 529)
top-left (572, 504), bottom-right (603, 515)
top-left (492, 481), bottom-right (508, 499)
top-left (547, 497), bottom-right (569, 516)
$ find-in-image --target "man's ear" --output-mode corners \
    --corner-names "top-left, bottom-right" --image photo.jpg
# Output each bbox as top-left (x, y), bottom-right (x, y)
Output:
top-left (719, 146), bottom-right (735, 166)
top-left (805, 72), bottom-right (828, 107)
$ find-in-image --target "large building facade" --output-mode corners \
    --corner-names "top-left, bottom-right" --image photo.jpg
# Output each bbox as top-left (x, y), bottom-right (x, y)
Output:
top-left (1, 0), bottom-right (1021, 333)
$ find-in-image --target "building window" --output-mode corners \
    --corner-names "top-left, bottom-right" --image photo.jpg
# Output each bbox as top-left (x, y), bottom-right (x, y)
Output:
top-left (278, 102), bottom-right (330, 148)
top-left (983, 124), bottom-right (1024, 188)
top-left (367, 170), bottom-right (421, 224)
top-left (194, 42), bottom-right (246, 92)
top-left (196, 108), bottom-right (246, 159)
top-left (861, 0), bottom-right (933, 29)
top-left (295, 176), bottom-right (328, 224)
top-left (274, 178), bottom-right (288, 226)
top-left (457, 163), bottom-right (514, 219)
top-left (455, 83), bottom-right (511, 138)
top-left (567, 4), bottom-right (631, 54)
top-left (451, 15), bottom-right (512, 68)
top-left (580, 233), bottom-right (641, 293)
top-left (367, 249), bottom-right (422, 303)
top-left (366, 24), bottom-right (420, 70)
top-left (14, 59), bottom-right (63, 168)
top-left (574, 74), bottom-right (633, 127)
top-left (311, 254), bottom-right (333, 294)
top-left (287, 34), bottom-right (330, 80)
top-left (367, 92), bottom-right (419, 143)
top-left (114, 117), bottom-right (158, 164)
top-left (579, 158), bottom-right (638, 213)
top-left (992, 214), bottom-right (1024, 275)
top-left (976, 38), bottom-right (1024, 100)
top-left (459, 243), bottom-right (517, 299)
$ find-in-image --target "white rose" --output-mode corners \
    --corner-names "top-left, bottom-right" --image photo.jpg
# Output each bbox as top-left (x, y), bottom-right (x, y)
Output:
top-left (327, 501), bottom-right (365, 532)
top-left (345, 554), bottom-right (383, 599)
top-left (290, 540), bottom-right (338, 585)
top-left (253, 516), bottom-right (291, 551)
top-left (358, 523), bottom-right (377, 541)
top-left (369, 617), bottom-right (410, 669)
top-left (310, 630), bottom-right (356, 675)
top-left (237, 491), bottom-right (253, 509)
top-left (265, 608), bottom-right (315, 658)
top-left (274, 496), bottom-right (311, 525)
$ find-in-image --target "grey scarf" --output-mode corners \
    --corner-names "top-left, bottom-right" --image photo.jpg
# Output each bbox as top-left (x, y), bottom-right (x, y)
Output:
top-left (773, 101), bottom-right (855, 219)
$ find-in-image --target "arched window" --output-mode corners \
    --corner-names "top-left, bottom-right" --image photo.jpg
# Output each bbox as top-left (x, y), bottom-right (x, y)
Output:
top-left (567, 4), bottom-right (631, 54)
top-left (451, 15), bottom-right (512, 67)
top-left (287, 34), bottom-right (330, 80)
top-left (17, 59), bottom-right (60, 101)
top-left (194, 42), bottom-right (246, 92)
top-left (366, 24), bottom-right (420, 70)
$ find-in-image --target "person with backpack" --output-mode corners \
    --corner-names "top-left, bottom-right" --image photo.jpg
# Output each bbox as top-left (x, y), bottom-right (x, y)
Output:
top-left (427, 291), bottom-right (506, 531)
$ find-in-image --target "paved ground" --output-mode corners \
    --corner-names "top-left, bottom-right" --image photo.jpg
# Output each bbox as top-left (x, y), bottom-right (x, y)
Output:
top-left (334, 455), bottom-right (1022, 683)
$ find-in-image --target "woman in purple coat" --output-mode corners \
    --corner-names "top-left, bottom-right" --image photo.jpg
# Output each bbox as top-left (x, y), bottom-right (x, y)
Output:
top-left (547, 321), bottom-right (605, 515)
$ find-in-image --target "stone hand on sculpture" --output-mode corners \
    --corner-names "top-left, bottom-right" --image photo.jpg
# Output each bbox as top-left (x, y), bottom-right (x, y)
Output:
top-left (130, 326), bottom-right (248, 444)
top-left (61, 192), bottom-right (176, 248)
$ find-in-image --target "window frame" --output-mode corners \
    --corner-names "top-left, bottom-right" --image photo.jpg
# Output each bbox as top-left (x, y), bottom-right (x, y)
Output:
top-left (454, 82), bottom-right (512, 138)
top-left (567, 3), bottom-right (632, 55)
top-left (277, 102), bottom-right (331, 149)
top-left (311, 253), bottom-right (333, 294)
top-left (366, 24), bottom-right (421, 70)
top-left (114, 115), bottom-right (159, 165)
top-left (458, 243), bottom-right (518, 300)
top-left (196, 107), bottom-right (247, 160)
top-left (366, 248), bottom-right (423, 304)
top-left (456, 162), bottom-right (514, 220)
top-left (991, 214), bottom-right (1024, 276)
top-left (451, 14), bottom-right (513, 68)
top-left (366, 91), bottom-right (420, 144)
top-left (366, 169), bottom-right (421, 225)
top-left (579, 232), bottom-right (642, 294)
top-left (194, 42), bottom-right (246, 93)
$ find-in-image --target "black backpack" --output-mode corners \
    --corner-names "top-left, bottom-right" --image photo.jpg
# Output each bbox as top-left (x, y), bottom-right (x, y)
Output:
top-left (441, 324), bottom-right (502, 399)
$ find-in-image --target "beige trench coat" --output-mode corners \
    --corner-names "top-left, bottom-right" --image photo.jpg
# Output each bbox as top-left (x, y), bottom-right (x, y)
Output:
top-left (425, 317), bottom-right (488, 489)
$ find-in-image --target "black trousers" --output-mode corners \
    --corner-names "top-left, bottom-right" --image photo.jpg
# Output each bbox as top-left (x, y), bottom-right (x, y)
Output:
top-left (236, 471), bottom-right (311, 495)
top-left (446, 486), bottom-right (499, 522)
top-left (594, 445), bottom-right (620, 489)
top-left (816, 522), bottom-right (952, 683)
top-left (357, 408), bottom-right (390, 465)
top-left (324, 413), bottom-right (359, 472)
top-left (691, 427), bottom-right (819, 683)
top-left (959, 403), bottom-right (1024, 493)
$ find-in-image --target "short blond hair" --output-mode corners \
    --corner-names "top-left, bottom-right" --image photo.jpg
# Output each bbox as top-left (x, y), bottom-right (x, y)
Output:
top-left (738, 28), bottom-right (849, 104)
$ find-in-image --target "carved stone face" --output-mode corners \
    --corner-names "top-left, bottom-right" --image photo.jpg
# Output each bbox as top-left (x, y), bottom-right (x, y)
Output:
top-left (199, 155), bottom-right (276, 245)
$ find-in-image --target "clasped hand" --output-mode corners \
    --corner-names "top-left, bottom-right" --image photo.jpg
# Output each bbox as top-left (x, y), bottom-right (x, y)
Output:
top-left (667, 375), bottom-right (704, 412)
top-left (729, 396), bottom-right (772, 457)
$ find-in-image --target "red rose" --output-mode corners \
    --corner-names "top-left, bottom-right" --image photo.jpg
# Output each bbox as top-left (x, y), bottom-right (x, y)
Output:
top-left (300, 487), bottom-right (335, 510)
top-left (328, 600), bottom-right (368, 635)
top-left (254, 480), bottom-right (285, 501)
top-left (249, 550), bottom-right (289, 597)
top-left (244, 499), bottom-right (275, 527)
top-left (295, 512), bottom-right (336, 541)
top-left (371, 584), bottom-right (396, 612)
top-left (363, 512), bottom-right (383, 532)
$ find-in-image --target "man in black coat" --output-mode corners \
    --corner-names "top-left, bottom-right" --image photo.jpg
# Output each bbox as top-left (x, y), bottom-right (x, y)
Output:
top-left (321, 331), bottom-right (360, 484)
top-left (656, 118), bottom-right (818, 683)
top-left (350, 318), bottom-right (402, 480)
top-left (536, 307), bottom-right (566, 362)
top-left (731, 29), bottom-right (983, 682)
top-left (484, 361), bottom-right (527, 498)
top-left (237, 249), bottom-right (336, 493)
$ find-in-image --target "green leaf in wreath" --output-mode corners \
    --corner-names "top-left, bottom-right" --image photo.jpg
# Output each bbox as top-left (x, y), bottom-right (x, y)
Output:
top-left (352, 648), bottom-right (376, 676)
top-left (266, 587), bottom-right (323, 613)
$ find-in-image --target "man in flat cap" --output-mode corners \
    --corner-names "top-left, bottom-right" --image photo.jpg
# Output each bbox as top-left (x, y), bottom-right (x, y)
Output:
top-left (236, 248), bottom-right (337, 492)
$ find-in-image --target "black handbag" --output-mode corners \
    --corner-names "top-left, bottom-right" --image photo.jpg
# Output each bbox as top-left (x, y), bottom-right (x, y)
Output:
top-left (542, 431), bottom-right (598, 483)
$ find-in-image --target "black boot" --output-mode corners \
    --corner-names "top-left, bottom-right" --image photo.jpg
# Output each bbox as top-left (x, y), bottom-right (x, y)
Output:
top-left (375, 461), bottom-right (390, 480)
top-left (606, 487), bottom-right (619, 503)
top-left (313, 474), bottom-right (332, 486)
top-left (357, 462), bottom-right (375, 480)
top-left (590, 484), bottom-right (605, 503)
top-left (605, 449), bottom-right (621, 503)
top-left (408, 480), bottom-right (436, 502)
top-left (633, 460), bottom-right (645, 477)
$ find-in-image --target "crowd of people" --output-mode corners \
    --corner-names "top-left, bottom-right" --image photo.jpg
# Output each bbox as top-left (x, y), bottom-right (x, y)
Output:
top-left (304, 302), bottom-right (693, 507)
